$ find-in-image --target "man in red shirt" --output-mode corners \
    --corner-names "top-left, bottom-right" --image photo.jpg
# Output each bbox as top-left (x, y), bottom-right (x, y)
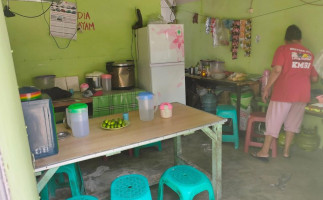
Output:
top-left (252, 25), bottom-right (318, 161)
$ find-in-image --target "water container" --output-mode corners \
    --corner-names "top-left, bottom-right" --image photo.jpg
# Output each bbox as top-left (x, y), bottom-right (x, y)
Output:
top-left (201, 92), bottom-right (217, 114)
top-left (68, 103), bottom-right (90, 137)
top-left (136, 92), bottom-right (157, 121)
top-left (21, 99), bottom-right (58, 159)
top-left (101, 74), bottom-right (112, 93)
top-left (230, 91), bottom-right (253, 109)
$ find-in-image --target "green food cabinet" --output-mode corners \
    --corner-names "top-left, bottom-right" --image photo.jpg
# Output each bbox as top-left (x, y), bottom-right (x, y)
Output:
top-left (92, 88), bottom-right (145, 117)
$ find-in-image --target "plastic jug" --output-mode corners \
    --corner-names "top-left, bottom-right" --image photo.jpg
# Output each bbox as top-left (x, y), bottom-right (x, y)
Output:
top-left (67, 103), bottom-right (90, 137)
top-left (136, 92), bottom-right (157, 121)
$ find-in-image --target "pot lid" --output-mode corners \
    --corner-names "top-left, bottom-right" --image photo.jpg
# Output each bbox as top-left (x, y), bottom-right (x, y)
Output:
top-left (112, 60), bottom-right (134, 67)
top-left (86, 71), bottom-right (104, 77)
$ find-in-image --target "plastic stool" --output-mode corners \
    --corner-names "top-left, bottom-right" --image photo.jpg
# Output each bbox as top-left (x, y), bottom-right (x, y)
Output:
top-left (40, 163), bottom-right (84, 200)
top-left (40, 181), bottom-right (50, 200)
top-left (216, 105), bottom-right (239, 149)
top-left (134, 141), bottom-right (162, 157)
top-left (67, 195), bottom-right (99, 200)
top-left (158, 165), bottom-right (215, 200)
top-left (244, 112), bottom-right (277, 157)
top-left (111, 174), bottom-right (152, 200)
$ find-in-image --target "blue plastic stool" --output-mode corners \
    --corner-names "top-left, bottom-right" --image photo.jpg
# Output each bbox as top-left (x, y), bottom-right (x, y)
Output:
top-left (158, 165), bottom-right (215, 200)
top-left (67, 195), bottom-right (99, 200)
top-left (134, 141), bottom-right (162, 157)
top-left (40, 163), bottom-right (84, 200)
top-left (111, 174), bottom-right (152, 200)
top-left (216, 105), bottom-right (239, 149)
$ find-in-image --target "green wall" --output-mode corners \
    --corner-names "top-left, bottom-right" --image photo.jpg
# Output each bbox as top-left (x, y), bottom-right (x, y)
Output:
top-left (176, 0), bottom-right (323, 147)
top-left (2, 0), bottom-right (160, 198)
top-left (5, 0), bottom-right (160, 86)
top-left (0, 3), bottom-right (38, 199)
top-left (177, 0), bottom-right (323, 74)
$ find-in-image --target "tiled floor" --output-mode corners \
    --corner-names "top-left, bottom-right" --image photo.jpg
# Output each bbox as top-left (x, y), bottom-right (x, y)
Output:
top-left (50, 131), bottom-right (323, 200)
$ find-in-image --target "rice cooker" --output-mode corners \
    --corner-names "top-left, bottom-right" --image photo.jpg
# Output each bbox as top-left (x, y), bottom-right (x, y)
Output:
top-left (85, 71), bottom-right (104, 90)
top-left (106, 60), bottom-right (135, 90)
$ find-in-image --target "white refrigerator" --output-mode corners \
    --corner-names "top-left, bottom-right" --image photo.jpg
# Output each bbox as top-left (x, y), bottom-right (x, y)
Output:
top-left (136, 24), bottom-right (186, 105)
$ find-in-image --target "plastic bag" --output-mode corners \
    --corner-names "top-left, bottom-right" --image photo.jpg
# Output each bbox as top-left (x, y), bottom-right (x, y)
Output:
top-left (216, 19), bottom-right (229, 46)
top-left (314, 49), bottom-right (323, 78)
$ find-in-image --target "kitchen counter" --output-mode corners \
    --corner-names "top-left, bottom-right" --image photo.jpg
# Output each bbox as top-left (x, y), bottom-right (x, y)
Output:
top-left (185, 74), bottom-right (259, 130)
top-left (52, 92), bottom-right (92, 108)
top-left (52, 88), bottom-right (145, 117)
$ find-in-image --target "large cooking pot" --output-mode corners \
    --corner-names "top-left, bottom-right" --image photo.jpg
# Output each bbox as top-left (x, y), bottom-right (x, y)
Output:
top-left (106, 60), bottom-right (135, 90)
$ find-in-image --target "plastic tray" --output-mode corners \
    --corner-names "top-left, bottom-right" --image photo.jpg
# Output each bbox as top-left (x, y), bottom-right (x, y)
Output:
top-left (101, 120), bottom-right (130, 130)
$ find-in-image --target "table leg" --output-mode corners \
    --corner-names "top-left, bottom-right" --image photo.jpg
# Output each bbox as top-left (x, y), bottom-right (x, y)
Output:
top-left (174, 136), bottom-right (185, 165)
top-left (36, 167), bottom-right (59, 193)
top-left (202, 124), bottom-right (222, 200)
top-left (236, 86), bottom-right (242, 130)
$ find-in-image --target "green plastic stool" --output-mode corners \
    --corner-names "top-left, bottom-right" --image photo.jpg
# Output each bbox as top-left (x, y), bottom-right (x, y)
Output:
top-left (216, 105), bottom-right (239, 149)
top-left (67, 195), bottom-right (99, 200)
top-left (40, 163), bottom-right (84, 200)
top-left (111, 174), bottom-right (152, 200)
top-left (134, 141), bottom-right (162, 157)
top-left (158, 165), bottom-right (215, 200)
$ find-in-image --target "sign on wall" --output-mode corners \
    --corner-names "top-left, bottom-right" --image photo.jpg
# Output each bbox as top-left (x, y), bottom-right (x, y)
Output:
top-left (77, 11), bottom-right (95, 31)
top-left (50, 1), bottom-right (77, 40)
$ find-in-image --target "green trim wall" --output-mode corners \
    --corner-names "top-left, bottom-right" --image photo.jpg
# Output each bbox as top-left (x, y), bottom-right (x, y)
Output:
top-left (0, 3), bottom-right (38, 199)
top-left (5, 0), bottom-right (160, 86)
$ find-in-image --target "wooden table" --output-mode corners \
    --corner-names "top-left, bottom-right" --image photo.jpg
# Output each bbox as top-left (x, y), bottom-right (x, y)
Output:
top-left (35, 103), bottom-right (226, 199)
top-left (186, 74), bottom-right (258, 130)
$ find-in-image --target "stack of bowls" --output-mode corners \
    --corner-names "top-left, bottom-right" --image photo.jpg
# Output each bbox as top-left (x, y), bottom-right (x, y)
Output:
top-left (19, 86), bottom-right (41, 101)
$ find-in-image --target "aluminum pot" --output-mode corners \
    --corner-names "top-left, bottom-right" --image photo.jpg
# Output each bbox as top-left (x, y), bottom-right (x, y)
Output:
top-left (106, 60), bottom-right (135, 90)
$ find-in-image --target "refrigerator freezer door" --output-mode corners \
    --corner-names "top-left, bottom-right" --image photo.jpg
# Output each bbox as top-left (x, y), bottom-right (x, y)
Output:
top-left (148, 24), bottom-right (184, 64)
top-left (150, 64), bottom-right (186, 105)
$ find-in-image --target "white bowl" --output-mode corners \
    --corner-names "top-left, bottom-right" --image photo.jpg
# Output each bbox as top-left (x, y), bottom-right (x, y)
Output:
top-left (211, 73), bottom-right (226, 80)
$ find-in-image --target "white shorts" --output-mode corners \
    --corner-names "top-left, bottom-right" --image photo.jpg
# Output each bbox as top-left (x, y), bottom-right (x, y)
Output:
top-left (264, 101), bottom-right (306, 138)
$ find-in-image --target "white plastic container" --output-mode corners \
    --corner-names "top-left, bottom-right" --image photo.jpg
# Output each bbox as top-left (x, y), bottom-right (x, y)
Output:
top-left (261, 70), bottom-right (270, 96)
top-left (136, 92), bottom-right (157, 121)
top-left (101, 74), bottom-right (112, 93)
top-left (160, 102), bottom-right (173, 118)
top-left (67, 103), bottom-right (89, 137)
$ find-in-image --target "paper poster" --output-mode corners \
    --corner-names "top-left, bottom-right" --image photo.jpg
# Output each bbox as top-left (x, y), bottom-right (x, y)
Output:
top-left (50, 1), bottom-right (77, 40)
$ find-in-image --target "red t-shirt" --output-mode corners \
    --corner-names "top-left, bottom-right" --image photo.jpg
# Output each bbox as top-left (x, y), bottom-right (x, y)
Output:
top-left (271, 43), bottom-right (318, 103)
